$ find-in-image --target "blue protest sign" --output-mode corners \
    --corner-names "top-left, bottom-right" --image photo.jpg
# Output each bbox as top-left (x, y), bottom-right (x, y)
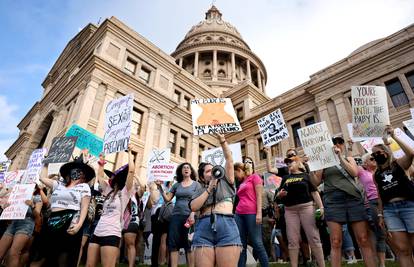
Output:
top-left (65, 124), bottom-right (103, 157)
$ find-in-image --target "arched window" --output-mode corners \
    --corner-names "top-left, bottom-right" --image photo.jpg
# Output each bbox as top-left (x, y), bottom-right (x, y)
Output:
top-left (218, 69), bottom-right (226, 77)
top-left (203, 69), bottom-right (211, 77)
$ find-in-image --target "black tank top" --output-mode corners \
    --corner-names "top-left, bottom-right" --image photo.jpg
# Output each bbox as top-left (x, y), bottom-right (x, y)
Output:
top-left (374, 162), bottom-right (414, 203)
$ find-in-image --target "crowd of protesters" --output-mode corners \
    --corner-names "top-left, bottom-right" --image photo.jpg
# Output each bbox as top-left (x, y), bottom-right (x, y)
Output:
top-left (0, 125), bottom-right (413, 267)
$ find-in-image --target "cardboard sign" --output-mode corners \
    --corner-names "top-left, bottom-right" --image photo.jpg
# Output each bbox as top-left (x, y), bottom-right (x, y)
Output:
top-left (0, 184), bottom-right (35, 220)
top-left (43, 137), bottom-right (78, 164)
top-left (201, 143), bottom-right (243, 167)
top-left (22, 148), bottom-right (47, 184)
top-left (48, 163), bottom-right (64, 176)
top-left (66, 124), bottom-right (103, 157)
top-left (263, 172), bottom-right (282, 191)
top-left (0, 161), bottom-right (11, 183)
top-left (103, 94), bottom-right (134, 154)
top-left (257, 109), bottom-right (289, 147)
top-left (352, 86), bottom-right (390, 137)
top-left (298, 121), bottom-right (338, 171)
top-left (147, 163), bottom-right (176, 182)
top-left (346, 123), bottom-right (366, 142)
top-left (148, 148), bottom-right (170, 164)
top-left (403, 120), bottom-right (414, 136)
top-left (190, 98), bottom-right (241, 135)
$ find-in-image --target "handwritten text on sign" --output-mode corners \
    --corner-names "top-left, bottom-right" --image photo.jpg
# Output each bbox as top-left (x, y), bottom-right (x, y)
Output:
top-left (257, 109), bottom-right (289, 147)
top-left (66, 124), bottom-right (103, 157)
top-left (0, 184), bottom-right (35, 220)
top-left (0, 161), bottom-right (11, 183)
top-left (352, 86), bottom-right (389, 138)
top-left (298, 121), bottom-right (338, 171)
top-left (43, 137), bottom-right (78, 164)
top-left (190, 98), bottom-right (241, 135)
top-left (104, 94), bottom-right (133, 154)
top-left (23, 148), bottom-right (47, 184)
top-left (201, 143), bottom-right (242, 167)
top-left (147, 163), bottom-right (177, 182)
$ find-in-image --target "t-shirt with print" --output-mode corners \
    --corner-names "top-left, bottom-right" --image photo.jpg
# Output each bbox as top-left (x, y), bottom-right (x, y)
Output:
top-left (93, 184), bottom-right (133, 237)
top-left (236, 173), bottom-right (263, 215)
top-left (170, 181), bottom-right (202, 216)
top-left (91, 183), bottom-right (105, 222)
top-left (50, 181), bottom-right (91, 211)
top-left (278, 173), bottom-right (316, 207)
top-left (357, 167), bottom-right (378, 201)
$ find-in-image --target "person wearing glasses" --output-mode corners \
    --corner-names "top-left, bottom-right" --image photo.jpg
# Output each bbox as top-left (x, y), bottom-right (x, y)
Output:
top-left (311, 136), bottom-right (376, 267)
top-left (357, 153), bottom-right (386, 267)
top-left (371, 125), bottom-right (414, 267)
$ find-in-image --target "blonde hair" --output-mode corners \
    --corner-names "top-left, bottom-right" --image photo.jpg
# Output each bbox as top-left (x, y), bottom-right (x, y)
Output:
top-left (234, 162), bottom-right (253, 176)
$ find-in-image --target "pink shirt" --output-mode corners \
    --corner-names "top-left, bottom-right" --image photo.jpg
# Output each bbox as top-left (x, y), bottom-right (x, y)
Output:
top-left (93, 184), bottom-right (132, 237)
top-left (236, 174), bottom-right (263, 214)
top-left (357, 167), bottom-right (378, 201)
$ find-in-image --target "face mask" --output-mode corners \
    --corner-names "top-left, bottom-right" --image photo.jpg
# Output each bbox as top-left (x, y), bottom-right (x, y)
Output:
top-left (373, 154), bottom-right (387, 165)
top-left (70, 169), bottom-right (82, 180)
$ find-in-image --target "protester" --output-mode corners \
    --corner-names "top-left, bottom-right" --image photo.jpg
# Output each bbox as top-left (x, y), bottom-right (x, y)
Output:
top-left (311, 136), bottom-right (376, 267)
top-left (85, 147), bottom-right (135, 267)
top-left (234, 161), bottom-right (269, 267)
top-left (372, 125), bottom-right (414, 267)
top-left (156, 162), bottom-right (201, 267)
top-left (275, 155), bottom-right (325, 267)
top-left (40, 154), bottom-right (93, 267)
top-left (190, 133), bottom-right (241, 267)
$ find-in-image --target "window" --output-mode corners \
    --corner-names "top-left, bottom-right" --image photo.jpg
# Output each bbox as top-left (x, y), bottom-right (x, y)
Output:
top-left (180, 135), bottom-right (188, 158)
top-left (236, 106), bottom-right (244, 121)
top-left (184, 96), bottom-right (191, 111)
top-left (258, 138), bottom-right (266, 160)
top-left (291, 122), bottom-right (302, 147)
top-left (305, 116), bottom-right (315, 126)
top-left (240, 142), bottom-right (246, 157)
top-left (125, 58), bottom-right (137, 74)
top-left (406, 71), bottom-right (414, 91)
top-left (139, 67), bottom-right (150, 83)
top-left (385, 78), bottom-right (409, 107)
top-left (169, 130), bottom-right (177, 154)
top-left (198, 144), bottom-right (205, 163)
top-left (173, 90), bottom-right (181, 104)
top-left (131, 108), bottom-right (143, 135)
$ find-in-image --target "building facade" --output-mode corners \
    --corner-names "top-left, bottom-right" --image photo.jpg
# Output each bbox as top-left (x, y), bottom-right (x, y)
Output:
top-left (5, 6), bottom-right (414, 179)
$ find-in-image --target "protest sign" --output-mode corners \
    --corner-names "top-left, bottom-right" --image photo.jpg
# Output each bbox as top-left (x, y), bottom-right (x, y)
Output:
top-left (360, 138), bottom-right (383, 153)
top-left (346, 123), bottom-right (366, 142)
top-left (298, 121), bottom-right (338, 171)
top-left (257, 109), bottom-right (289, 147)
top-left (190, 98), bottom-right (241, 135)
top-left (147, 163), bottom-right (176, 182)
top-left (403, 120), bottom-right (414, 136)
top-left (388, 128), bottom-right (414, 158)
top-left (47, 163), bottom-right (64, 176)
top-left (148, 148), bottom-right (170, 164)
top-left (351, 86), bottom-right (390, 138)
top-left (43, 137), bottom-right (78, 164)
top-left (263, 172), bottom-right (282, 192)
top-left (22, 148), bottom-right (47, 184)
top-left (0, 161), bottom-right (11, 183)
top-left (274, 157), bottom-right (287, 168)
top-left (66, 124), bottom-right (103, 157)
top-left (3, 170), bottom-right (25, 188)
top-left (103, 94), bottom-right (134, 154)
top-left (201, 143), bottom-right (242, 167)
top-left (0, 184), bottom-right (36, 220)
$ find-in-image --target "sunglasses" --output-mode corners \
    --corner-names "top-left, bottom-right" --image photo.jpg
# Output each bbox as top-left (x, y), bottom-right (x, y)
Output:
top-left (369, 157), bottom-right (375, 161)
top-left (287, 153), bottom-right (296, 158)
top-left (244, 160), bottom-right (253, 164)
top-left (371, 151), bottom-right (383, 157)
top-left (332, 139), bottom-right (345, 145)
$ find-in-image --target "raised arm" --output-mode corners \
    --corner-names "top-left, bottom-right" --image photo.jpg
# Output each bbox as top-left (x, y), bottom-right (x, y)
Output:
top-left (263, 147), bottom-right (278, 174)
top-left (217, 133), bottom-right (235, 184)
top-left (334, 146), bottom-right (358, 177)
top-left (387, 126), bottom-right (414, 170)
top-left (156, 181), bottom-right (175, 203)
top-left (39, 165), bottom-right (55, 188)
top-left (125, 145), bottom-right (136, 192)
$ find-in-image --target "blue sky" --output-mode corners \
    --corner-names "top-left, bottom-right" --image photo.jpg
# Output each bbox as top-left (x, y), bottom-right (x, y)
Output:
top-left (0, 0), bottom-right (413, 160)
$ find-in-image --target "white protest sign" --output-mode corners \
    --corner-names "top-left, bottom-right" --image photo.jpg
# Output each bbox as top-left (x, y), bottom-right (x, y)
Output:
top-left (190, 98), bottom-right (241, 136)
top-left (257, 109), bottom-right (289, 147)
top-left (3, 170), bottom-right (25, 188)
top-left (103, 94), bottom-right (134, 154)
top-left (201, 143), bottom-right (242, 167)
top-left (360, 138), bottom-right (383, 153)
top-left (352, 86), bottom-right (390, 138)
top-left (388, 128), bottom-right (414, 158)
top-left (0, 160), bottom-right (11, 183)
top-left (47, 163), bottom-right (65, 176)
top-left (0, 184), bottom-right (35, 220)
top-left (147, 163), bottom-right (177, 182)
top-left (346, 123), bottom-right (366, 142)
top-left (410, 108), bottom-right (414, 119)
top-left (22, 148), bottom-right (47, 184)
top-left (298, 121), bottom-right (339, 171)
top-left (403, 120), bottom-right (414, 136)
top-left (275, 157), bottom-right (287, 168)
top-left (148, 148), bottom-right (170, 164)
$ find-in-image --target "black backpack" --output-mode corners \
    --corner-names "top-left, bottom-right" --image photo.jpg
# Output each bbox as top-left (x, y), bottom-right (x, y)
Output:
top-left (158, 201), bottom-right (174, 223)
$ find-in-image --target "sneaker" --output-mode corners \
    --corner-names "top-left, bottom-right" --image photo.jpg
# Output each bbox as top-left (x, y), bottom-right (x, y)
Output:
top-left (346, 256), bottom-right (357, 264)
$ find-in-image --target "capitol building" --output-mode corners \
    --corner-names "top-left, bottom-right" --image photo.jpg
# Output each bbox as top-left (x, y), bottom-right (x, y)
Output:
top-left (5, 6), bottom-right (414, 179)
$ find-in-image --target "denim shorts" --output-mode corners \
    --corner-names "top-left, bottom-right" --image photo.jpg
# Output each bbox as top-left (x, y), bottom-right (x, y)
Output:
top-left (4, 218), bottom-right (35, 237)
top-left (323, 190), bottom-right (367, 223)
top-left (383, 200), bottom-right (414, 233)
top-left (192, 214), bottom-right (241, 248)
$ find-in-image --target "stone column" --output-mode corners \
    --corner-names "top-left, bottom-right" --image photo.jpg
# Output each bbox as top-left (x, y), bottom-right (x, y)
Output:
top-left (262, 79), bottom-right (266, 92)
top-left (178, 58), bottom-right (183, 68)
top-left (139, 108), bottom-right (157, 179)
top-left (158, 114), bottom-right (170, 148)
top-left (73, 81), bottom-right (98, 129)
top-left (257, 70), bottom-right (262, 90)
top-left (194, 52), bottom-right (199, 78)
top-left (231, 52), bottom-right (236, 83)
top-left (332, 94), bottom-right (351, 140)
top-left (191, 136), bottom-right (199, 167)
top-left (246, 137), bottom-right (257, 163)
top-left (212, 50), bottom-right (218, 81)
top-left (317, 101), bottom-right (333, 133)
top-left (246, 59), bottom-right (251, 81)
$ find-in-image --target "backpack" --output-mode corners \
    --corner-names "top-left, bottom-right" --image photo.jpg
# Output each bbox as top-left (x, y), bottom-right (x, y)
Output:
top-left (158, 201), bottom-right (174, 223)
